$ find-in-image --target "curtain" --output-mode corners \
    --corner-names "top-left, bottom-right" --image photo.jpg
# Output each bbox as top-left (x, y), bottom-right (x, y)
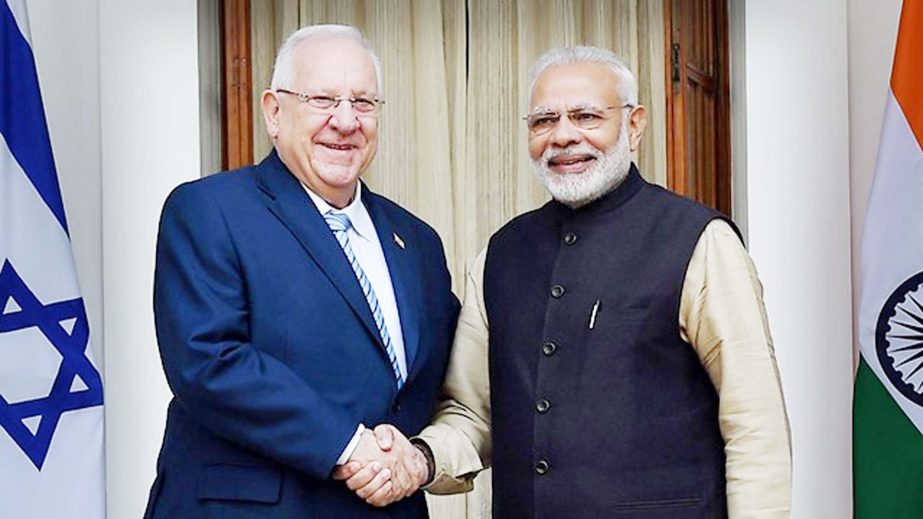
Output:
top-left (251, 1), bottom-right (464, 288)
top-left (249, 1), bottom-right (664, 516)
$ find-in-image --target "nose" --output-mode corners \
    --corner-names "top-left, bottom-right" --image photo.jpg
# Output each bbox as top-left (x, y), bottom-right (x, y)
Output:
top-left (327, 100), bottom-right (360, 134)
top-left (547, 115), bottom-right (583, 148)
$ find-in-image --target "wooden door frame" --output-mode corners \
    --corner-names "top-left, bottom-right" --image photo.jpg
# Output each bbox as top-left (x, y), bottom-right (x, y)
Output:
top-left (221, 0), bottom-right (253, 170)
top-left (663, 0), bottom-right (732, 214)
top-left (664, 0), bottom-right (685, 199)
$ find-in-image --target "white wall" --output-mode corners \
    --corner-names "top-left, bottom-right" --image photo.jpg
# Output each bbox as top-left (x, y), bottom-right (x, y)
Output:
top-left (27, 1), bottom-right (200, 517)
top-left (27, 0), bottom-right (103, 371)
top-left (738, 1), bottom-right (853, 517)
top-left (98, 1), bottom-right (200, 517)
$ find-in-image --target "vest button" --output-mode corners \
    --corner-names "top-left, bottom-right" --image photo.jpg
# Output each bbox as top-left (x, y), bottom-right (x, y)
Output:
top-left (542, 342), bottom-right (557, 356)
top-left (551, 284), bottom-right (565, 298)
top-left (563, 232), bottom-right (577, 245)
top-left (536, 399), bottom-right (551, 413)
top-left (535, 459), bottom-right (550, 475)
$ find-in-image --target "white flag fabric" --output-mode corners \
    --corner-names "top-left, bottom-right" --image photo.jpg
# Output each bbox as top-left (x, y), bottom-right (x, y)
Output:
top-left (0, 1), bottom-right (106, 517)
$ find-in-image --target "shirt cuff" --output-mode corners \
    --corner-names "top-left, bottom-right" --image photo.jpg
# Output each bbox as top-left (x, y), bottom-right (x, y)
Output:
top-left (335, 424), bottom-right (366, 465)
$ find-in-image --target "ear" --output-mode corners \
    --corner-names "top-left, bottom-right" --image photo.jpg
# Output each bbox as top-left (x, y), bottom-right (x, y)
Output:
top-left (626, 104), bottom-right (648, 152)
top-left (261, 90), bottom-right (282, 140)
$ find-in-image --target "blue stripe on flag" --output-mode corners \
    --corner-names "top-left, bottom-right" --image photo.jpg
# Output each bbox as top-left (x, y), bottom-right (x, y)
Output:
top-left (0, 2), bottom-right (69, 234)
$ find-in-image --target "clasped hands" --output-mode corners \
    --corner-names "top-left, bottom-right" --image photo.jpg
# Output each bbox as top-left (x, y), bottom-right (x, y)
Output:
top-left (333, 425), bottom-right (431, 507)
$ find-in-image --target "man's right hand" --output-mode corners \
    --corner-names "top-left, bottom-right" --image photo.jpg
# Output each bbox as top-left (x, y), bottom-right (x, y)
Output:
top-left (332, 425), bottom-right (430, 507)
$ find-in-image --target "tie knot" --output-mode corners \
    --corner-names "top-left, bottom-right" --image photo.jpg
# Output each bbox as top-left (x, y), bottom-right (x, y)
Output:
top-left (324, 211), bottom-right (353, 233)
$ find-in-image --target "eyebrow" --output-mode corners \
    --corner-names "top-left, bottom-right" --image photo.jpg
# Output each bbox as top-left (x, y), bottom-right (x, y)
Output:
top-left (529, 103), bottom-right (605, 115)
top-left (299, 88), bottom-right (377, 97)
top-left (348, 89), bottom-right (376, 97)
top-left (528, 107), bottom-right (557, 116)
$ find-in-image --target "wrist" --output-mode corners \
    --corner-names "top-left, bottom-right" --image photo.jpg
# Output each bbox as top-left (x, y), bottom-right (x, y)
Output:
top-left (336, 424), bottom-right (366, 465)
top-left (411, 439), bottom-right (435, 486)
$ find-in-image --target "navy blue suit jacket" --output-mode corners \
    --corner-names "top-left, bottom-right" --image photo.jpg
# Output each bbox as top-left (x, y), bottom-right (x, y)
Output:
top-left (145, 152), bottom-right (459, 518)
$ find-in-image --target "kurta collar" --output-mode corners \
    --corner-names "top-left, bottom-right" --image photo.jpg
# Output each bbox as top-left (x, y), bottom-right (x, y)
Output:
top-left (550, 162), bottom-right (645, 221)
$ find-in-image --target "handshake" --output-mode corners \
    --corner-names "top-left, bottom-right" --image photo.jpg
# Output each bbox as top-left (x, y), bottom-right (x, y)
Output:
top-left (333, 425), bottom-right (433, 507)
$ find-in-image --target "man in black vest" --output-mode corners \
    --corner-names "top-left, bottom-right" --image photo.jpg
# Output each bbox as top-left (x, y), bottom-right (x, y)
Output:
top-left (337, 46), bottom-right (791, 517)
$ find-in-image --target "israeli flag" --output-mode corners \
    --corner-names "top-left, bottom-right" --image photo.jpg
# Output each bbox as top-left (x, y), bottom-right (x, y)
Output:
top-left (0, 1), bottom-right (105, 517)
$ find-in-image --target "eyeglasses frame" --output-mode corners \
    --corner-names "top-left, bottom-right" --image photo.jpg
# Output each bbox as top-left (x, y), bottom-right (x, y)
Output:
top-left (523, 103), bottom-right (635, 135)
top-left (275, 88), bottom-right (385, 116)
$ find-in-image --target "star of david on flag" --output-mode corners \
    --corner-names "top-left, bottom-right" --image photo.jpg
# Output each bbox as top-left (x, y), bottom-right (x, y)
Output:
top-left (0, 1), bottom-right (106, 517)
top-left (0, 261), bottom-right (103, 469)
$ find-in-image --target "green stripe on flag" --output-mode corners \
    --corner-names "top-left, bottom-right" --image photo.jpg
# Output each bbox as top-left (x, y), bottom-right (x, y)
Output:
top-left (854, 358), bottom-right (923, 518)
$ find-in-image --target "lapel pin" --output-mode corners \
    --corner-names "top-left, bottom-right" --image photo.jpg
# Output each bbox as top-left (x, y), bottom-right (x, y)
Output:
top-left (393, 232), bottom-right (405, 250)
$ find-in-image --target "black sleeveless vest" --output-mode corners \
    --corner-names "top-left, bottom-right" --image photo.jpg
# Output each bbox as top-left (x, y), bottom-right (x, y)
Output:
top-left (484, 165), bottom-right (734, 518)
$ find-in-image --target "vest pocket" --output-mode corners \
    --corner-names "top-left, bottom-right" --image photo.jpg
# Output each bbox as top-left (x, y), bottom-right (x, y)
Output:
top-left (196, 463), bottom-right (282, 503)
top-left (611, 496), bottom-right (704, 511)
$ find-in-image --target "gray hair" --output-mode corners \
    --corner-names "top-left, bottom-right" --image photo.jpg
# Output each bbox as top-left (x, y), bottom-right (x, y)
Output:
top-left (270, 24), bottom-right (383, 95)
top-left (528, 46), bottom-right (638, 107)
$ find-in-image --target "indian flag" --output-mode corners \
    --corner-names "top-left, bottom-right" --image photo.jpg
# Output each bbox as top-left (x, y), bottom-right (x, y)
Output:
top-left (853, 1), bottom-right (923, 517)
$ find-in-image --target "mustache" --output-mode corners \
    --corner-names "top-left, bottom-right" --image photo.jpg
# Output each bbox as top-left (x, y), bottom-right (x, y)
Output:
top-left (541, 144), bottom-right (602, 163)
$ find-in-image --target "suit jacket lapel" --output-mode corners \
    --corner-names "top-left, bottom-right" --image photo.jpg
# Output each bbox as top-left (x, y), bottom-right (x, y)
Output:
top-left (363, 189), bottom-right (422, 378)
top-left (255, 152), bottom-right (383, 351)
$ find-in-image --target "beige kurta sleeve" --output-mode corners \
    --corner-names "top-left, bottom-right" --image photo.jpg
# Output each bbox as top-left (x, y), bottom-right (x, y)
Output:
top-left (415, 248), bottom-right (492, 495)
top-left (680, 219), bottom-right (792, 518)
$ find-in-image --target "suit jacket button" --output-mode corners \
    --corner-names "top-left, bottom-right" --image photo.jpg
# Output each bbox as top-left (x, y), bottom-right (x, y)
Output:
top-left (391, 402), bottom-right (402, 414)
top-left (551, 284), bottom-right (565, 298)
top-left (536, 399), bottom-right (551, 413)
top-left (563, 232), bottom-right (577, 245)
top-left (535, 460), bottom-right (550, 475)
top-left (542, 342), bottom-right (557, 356)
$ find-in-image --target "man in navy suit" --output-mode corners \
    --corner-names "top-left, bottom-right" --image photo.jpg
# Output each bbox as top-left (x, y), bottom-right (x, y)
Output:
top-left (144, 24), bottom-right (458, 518)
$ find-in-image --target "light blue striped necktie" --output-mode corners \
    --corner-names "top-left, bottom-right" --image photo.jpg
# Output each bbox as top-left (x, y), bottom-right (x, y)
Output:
top-left (324, 211), bottom-right (404, 389)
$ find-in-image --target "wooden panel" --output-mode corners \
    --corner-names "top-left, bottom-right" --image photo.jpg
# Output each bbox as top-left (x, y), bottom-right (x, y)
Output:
top-left (222, 0), bottom-right (253, 170)
top-left (664, 0), bottom-right (730, 214)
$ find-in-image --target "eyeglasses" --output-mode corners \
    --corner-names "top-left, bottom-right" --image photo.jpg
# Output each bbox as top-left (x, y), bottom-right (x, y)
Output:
top-left (276, 89), bottom-right (385, 115)
top-left (523, 104), bottom-right (633, 135)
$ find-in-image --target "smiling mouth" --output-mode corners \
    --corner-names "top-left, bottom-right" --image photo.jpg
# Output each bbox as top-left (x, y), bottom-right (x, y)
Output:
top-left (321, 143), bottom-right (357, 151)
top-left (548, 155), bottom-right (596, 167)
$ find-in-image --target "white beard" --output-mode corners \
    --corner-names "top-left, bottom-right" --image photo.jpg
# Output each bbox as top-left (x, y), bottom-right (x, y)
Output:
top-left (531, 123), bottom-right (633, 208)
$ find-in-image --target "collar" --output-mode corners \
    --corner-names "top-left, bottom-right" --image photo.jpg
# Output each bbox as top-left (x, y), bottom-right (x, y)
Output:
top-left (550, 162), bottom-right (646, 222)
top-left (302, 182), bottom-right (376, 242)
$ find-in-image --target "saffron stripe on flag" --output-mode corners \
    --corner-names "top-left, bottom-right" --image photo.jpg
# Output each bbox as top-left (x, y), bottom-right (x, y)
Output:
top-left (890, 0), bottom-right (923, 149)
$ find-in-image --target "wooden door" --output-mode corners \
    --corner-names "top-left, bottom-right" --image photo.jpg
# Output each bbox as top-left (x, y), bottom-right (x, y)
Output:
top-left (665, 0), bottom-right (731, 214)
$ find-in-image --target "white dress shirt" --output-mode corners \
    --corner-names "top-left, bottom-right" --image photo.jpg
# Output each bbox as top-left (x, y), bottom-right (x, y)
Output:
top-left (302, 182), bottom-right (407, 464)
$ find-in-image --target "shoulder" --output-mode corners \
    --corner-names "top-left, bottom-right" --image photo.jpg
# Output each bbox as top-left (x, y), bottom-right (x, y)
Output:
top-left (490, 200), bottom-right (556, 243)
top-left (639, 182), bottom-right (742, 237)
top-left (166, 166), bottom-right (258, 204)
top-left (162, 166), bottom-right (259, 215)
top-left (641, 181), bottom-right (718, 215)
top-left (159, 168), bottom-right (263, 242)
top-left (701, 218), bottom-right (741, 240)
top-left (695, 219), bottom-right (747, 258)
